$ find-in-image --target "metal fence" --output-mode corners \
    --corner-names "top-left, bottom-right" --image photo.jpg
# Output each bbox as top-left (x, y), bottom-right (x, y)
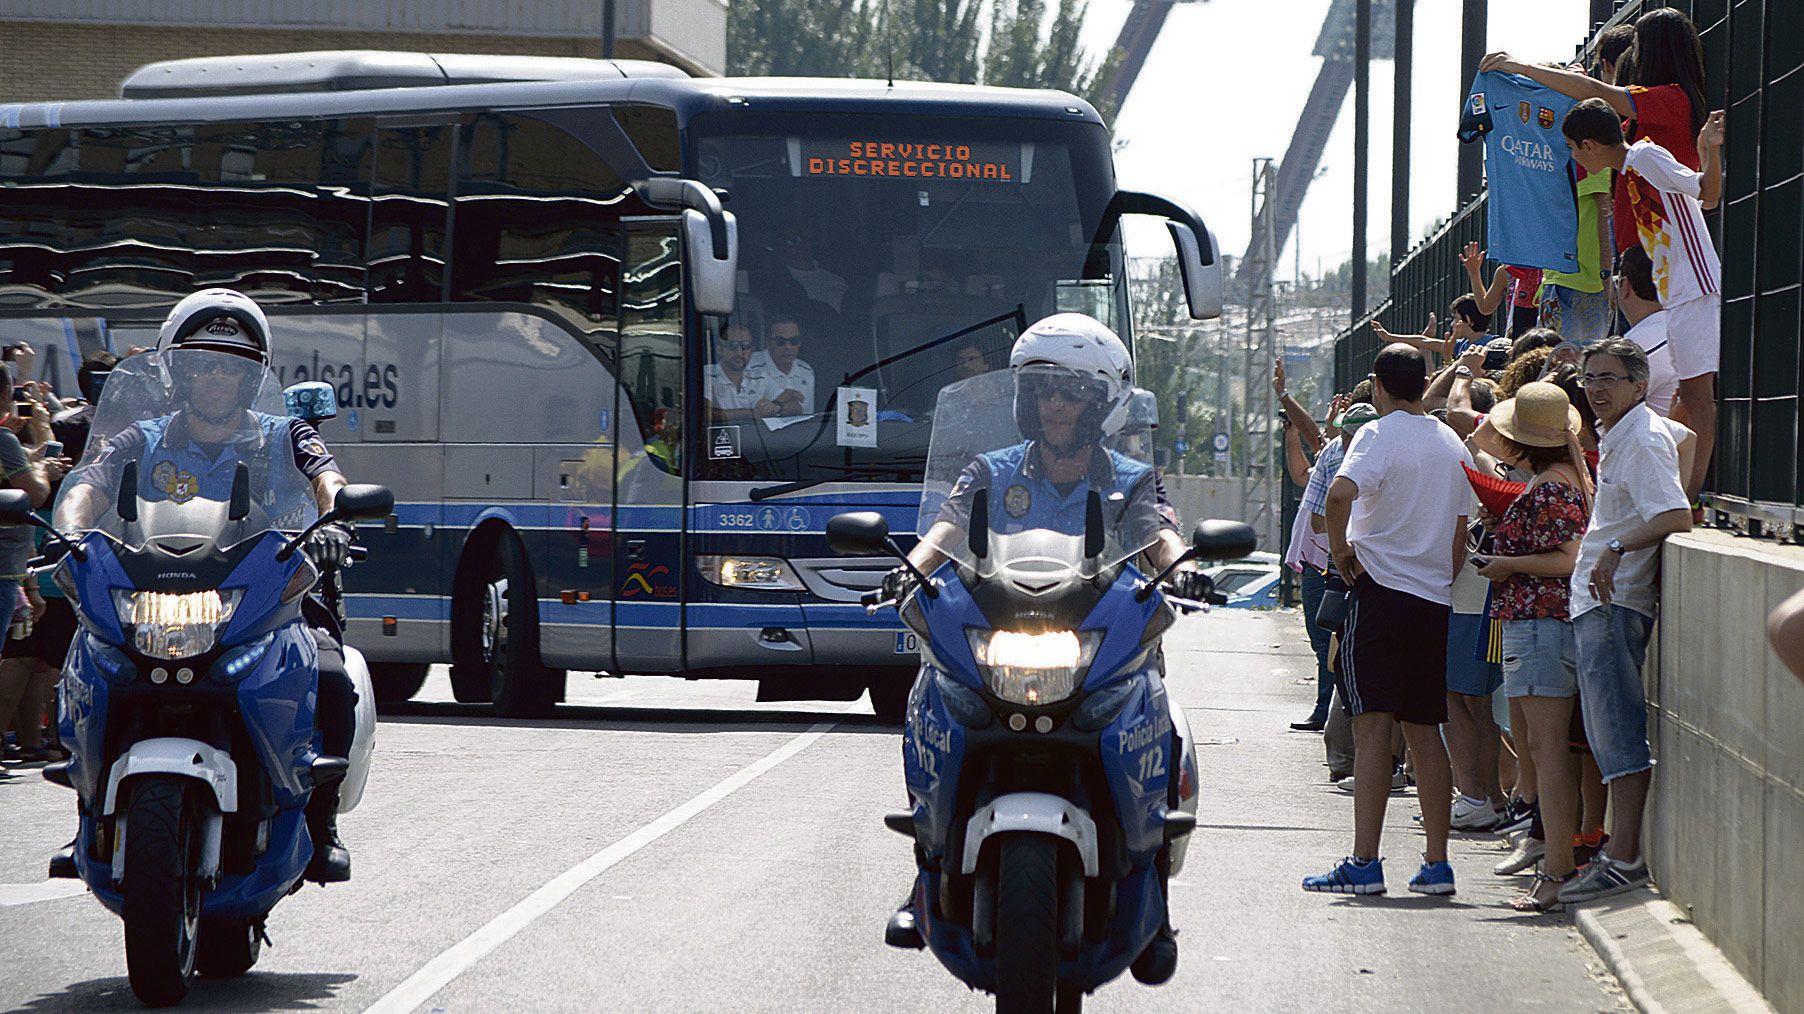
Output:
top-left (1333, 0), bottom-right (1804, 532)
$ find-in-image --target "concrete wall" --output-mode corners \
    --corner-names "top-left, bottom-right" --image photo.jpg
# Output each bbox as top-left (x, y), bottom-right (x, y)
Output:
top-left (1164, 475), bottom-right (1257, 530)
top-left (1650, 531), bottom-right (1804, 1014)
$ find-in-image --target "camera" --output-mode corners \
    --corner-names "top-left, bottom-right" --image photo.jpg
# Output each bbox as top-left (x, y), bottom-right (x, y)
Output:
top-left (1483, 348), bottom-right (1509, 372)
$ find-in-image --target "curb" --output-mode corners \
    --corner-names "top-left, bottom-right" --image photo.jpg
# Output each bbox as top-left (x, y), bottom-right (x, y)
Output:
top-left (1574, 891), bottom-right (1775, 1013)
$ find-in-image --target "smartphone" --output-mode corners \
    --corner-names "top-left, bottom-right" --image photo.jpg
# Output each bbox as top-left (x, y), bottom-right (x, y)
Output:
top-left (43, 440), bottom-right (62, 459)
top-left (11, 386), bottom-right (26, 402)
top-left (1468, 556), bottom-right (1492, 569)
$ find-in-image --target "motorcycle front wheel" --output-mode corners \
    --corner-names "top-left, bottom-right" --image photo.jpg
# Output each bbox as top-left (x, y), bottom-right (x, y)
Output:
top-left (195, 917), bottom-right (262, 978)
top-left (122, 776), bottom-right (201, 1007)
top-left (992, 833), bottom-right (1060, 1014)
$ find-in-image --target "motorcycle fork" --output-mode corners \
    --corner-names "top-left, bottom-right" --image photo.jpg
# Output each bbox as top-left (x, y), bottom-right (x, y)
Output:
top-left (971, 853), bottom-right (998, 957)
top-left (1058, 847), bottom-right (1084, 960)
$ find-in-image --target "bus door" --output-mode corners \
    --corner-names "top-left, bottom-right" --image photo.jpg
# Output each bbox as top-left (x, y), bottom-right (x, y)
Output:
top-left (611, 222), bottom-right (687, 672)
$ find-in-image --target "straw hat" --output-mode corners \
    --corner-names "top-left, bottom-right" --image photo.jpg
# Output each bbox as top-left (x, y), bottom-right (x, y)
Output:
top-left (1487, 381), bottom-right (1580, 448)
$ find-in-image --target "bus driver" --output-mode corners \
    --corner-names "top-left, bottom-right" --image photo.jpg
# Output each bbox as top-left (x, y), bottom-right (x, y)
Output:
top-left (52, 289), bottom-right (363, 885)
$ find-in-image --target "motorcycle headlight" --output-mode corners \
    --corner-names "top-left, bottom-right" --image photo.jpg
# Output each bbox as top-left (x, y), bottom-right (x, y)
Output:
top-left (966, 629), bottom-right (1101, 706)
top-left (112, 588), bottom-right (243, 660)
top-left (81, 630), bottom-right (136, 686)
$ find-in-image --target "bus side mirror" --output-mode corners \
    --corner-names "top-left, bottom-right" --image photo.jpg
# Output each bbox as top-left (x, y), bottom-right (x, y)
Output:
top-left (1106, 190), bottom-right (1222, 321)
top-left (683, 208), bottom-right (738, 317)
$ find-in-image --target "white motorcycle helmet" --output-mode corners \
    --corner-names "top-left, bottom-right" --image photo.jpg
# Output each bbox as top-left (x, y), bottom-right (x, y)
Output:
top-left (156, 288), bottom-right (272, 366)
top-left (1009, 313), bottom-right (1134, 449)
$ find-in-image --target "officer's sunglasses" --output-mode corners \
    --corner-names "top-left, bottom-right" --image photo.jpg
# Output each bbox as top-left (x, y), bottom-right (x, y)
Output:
top-left (180, 359), bottom-right (255, 380)
top-left (1034, 376), bottom-right (1105, 403)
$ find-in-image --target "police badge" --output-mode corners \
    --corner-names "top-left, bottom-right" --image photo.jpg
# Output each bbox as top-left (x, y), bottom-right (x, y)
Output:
top-left (1004, 484), bottom-right (1030, 518)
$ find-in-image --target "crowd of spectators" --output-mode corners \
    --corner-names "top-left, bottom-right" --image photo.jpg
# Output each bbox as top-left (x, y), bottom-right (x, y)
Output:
top-left (1284, 5), bottom-right (1724, 910)
top-left (0, 342), bottom-right (112, 779)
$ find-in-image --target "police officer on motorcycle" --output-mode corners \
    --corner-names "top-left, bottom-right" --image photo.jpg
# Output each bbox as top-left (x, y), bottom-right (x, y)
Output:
top-left (888, 312), bottom-right (1211, 598)
top-left (54, 289), bottom-right (362, 884)
top-left (883, 313), bottom-right (1209, 977)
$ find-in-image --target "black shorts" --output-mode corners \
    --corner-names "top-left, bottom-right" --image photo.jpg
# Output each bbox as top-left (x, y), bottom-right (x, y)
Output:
top-left (4, 598), bottom-right (78, 664)
top-left (1337, 575), bottom-right (1450, 726)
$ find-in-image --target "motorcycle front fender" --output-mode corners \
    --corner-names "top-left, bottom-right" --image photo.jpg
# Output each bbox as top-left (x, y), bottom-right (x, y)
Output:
top-left (101, 737), bottom-right (238, 816)
top-left (961, 792), bottom-right (1099, 878)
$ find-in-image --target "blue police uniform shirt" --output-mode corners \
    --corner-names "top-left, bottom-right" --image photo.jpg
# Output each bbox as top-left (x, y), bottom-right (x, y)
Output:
top-left (937, 442), bottom-right (1175, 552)
top-left (83, 412), bottom-right (337, 521)
top-left (1459, 71), bottom-right (1580, 273)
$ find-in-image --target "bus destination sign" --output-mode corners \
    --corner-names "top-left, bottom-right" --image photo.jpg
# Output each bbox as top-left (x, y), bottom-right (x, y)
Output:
top-left (802, 140), bottom-right (1018, 182)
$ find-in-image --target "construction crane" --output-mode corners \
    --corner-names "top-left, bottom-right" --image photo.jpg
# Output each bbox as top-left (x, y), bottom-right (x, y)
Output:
top-left (1098, 0), bottom-right (1395, 282)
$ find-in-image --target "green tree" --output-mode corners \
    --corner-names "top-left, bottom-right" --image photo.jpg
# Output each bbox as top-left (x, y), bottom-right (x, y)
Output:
top-left (727, 0), bottom-right (1116, 117)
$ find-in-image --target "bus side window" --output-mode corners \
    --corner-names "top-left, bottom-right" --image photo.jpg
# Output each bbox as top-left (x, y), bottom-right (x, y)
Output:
top-left (369, 124), bottom-right (452, 303)
top-left (451, 113), bottom-right (624, 363)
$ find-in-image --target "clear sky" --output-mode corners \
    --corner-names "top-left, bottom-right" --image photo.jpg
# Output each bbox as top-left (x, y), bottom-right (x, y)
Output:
top-left (1077, 0), bottom-right (1589, 281)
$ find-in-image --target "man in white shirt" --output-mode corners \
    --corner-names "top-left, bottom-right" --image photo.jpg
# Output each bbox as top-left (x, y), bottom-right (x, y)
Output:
top-left (1307, 344), bottom-right (1474, 898)
top-left (704, 325), bottom-right (777, 422)
top-left (1616, 246), bottom-right (1678, 416)
top-left (1558, 337), bottom-right (1693, 904)
top-left (745, 315), bottom-right (815, 427)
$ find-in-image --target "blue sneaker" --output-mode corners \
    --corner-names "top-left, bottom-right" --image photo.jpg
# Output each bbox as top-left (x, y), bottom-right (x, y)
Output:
top-left (1302, 857), bottom-right (1386, 895)
top-left (1408, 858), bottom-right (1456, 896)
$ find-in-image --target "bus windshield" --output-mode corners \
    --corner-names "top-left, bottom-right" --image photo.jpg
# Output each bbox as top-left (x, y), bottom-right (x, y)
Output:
top-left (690, 111), bottom-right (1124, 487)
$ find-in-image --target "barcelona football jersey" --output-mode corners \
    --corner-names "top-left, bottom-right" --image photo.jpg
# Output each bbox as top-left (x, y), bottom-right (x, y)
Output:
top-left (1458, 71), bottom-right (1580, 274)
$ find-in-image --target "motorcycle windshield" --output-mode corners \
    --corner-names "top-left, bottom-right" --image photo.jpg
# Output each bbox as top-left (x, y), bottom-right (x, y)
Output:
top-left (917, 367), bottom-right (1163, 577)
top-left (52, 349), bottom-right (319, 550)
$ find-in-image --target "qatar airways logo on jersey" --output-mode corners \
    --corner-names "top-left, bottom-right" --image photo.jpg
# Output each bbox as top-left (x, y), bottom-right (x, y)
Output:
top-left (1499, 134), bottom-right (1561, 174)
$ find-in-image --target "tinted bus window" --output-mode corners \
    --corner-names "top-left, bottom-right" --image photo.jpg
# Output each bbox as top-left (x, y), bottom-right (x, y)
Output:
top-left (0, 120), bottom-right (372, 307)
top-left (617, 105), bottom-right (681, 173)
top-left (452, 113), bottom-right (627, 349)
top-left (621, 229), bottom-right (684, 475)
top-left (369, 124), bottom-right (451, 303)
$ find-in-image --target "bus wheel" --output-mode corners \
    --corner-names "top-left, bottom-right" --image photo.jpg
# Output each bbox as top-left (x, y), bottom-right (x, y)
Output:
top-left (369, 663), bottom-right (429, 707)
top-left (453, 537), bottom-right (554, 717)
top-left (868, 667), bottom-right (915, 724)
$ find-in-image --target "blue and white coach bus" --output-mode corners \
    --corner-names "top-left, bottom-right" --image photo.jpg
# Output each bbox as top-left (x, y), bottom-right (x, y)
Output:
top-left (0, 52), bottom-right (1222, 718)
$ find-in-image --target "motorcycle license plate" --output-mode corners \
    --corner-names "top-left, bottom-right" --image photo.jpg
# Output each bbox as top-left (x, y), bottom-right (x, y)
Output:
top-left (894, 632), bottom-right (918, 654)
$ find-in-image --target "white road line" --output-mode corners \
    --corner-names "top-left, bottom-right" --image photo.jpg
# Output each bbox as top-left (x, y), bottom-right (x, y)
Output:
top-left (362, 719), bottom-right (841, 1014)
top-left (0, 881), bottom-right (89, 907)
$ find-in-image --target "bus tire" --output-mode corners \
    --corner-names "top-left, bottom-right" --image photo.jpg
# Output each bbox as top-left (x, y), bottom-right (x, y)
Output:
top-left (369, 663), bottom-right (429, 707)
top-left (868, 668), bottom-right (915, 724)
top-left (452, 534), bottom-right (554, 717)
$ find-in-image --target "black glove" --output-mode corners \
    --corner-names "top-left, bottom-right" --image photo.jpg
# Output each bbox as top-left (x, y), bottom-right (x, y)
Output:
top-left (880, 564), bottom-right (918, 604)
top-left (305, 522), bottom-right (355, 571)
top-left (1167, 568), bottom-right (1216, 603)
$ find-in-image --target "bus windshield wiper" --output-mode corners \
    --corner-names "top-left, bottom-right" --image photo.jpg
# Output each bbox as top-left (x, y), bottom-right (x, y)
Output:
top-left (749, 465), bottom-right (916, 501)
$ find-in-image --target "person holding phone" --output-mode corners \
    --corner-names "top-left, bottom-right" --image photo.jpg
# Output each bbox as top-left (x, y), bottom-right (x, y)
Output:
top-left (1469, 382), bottom-right (1593, 911)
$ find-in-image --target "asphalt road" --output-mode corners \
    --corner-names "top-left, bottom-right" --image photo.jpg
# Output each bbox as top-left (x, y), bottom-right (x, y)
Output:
top-left (0, 610), bottom-right (1627, 1013)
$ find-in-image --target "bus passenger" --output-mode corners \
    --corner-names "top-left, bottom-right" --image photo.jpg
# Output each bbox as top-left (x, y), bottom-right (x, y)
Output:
top-left (704, 325), bottom-right (782, 423)
top-left (747, 315), bottom-right (815, 424)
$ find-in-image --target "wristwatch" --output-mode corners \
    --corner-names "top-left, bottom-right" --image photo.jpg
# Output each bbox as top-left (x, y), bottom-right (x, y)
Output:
top-left (1453, 365), bottom-right (1474, 378)
top-left (1607, 538), bottom-right (1626, 556)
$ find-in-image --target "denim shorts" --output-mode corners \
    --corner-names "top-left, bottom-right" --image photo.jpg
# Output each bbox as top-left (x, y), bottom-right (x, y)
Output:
top-left (1573, 605), bottom-right (1656, 782)
top-left (1501, 617), bottom-right (1578, 699)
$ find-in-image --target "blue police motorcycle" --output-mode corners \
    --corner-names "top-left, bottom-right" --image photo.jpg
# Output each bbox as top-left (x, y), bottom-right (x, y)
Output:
top-left (0, 349), bottom-right (392, 1007)
top-left (827, 369), bottom-right (1255, 1012)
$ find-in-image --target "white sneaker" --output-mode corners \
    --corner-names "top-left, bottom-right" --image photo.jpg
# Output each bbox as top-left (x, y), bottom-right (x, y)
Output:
top-left (1449, 795), bottom-right (1503, 832)
top-left (1493, 837), bottom-right (1546, 876)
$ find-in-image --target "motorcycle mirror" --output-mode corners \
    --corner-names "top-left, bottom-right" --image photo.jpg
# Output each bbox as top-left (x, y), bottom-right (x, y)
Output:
top-left (333, 484), bottom-right (395, 522)
top-left (117, 461), bottom-right (139, 523)
top-left (1192, 519), bottom-right (1257, 562)
top-left (1084, 491), bottom-right (1105, 560)
top-left (0, 488), bottom-right (33, 525)
top-left (229, 463), bottom-right (252, 521)
top-left (826, 511), bottom-right (891, 557)
top-left (968, 489), bottom-right (989, 560)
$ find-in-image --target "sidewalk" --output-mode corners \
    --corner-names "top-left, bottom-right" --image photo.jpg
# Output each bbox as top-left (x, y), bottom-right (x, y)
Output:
top-left (1157, 608), bottom-right (1629, 1013)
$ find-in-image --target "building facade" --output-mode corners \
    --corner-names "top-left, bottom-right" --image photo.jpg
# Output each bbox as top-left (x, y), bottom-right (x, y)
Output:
top-left (0, 0), bottom-right (726, 102)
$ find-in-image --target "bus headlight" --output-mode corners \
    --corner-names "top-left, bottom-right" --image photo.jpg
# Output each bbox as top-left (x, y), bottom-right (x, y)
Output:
top-left (112, 588), bottom-right (242, 660)
top-left (966, 629), bottom-right (1100, 707)
top-left (696, 556), bottom-right (806, 591)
